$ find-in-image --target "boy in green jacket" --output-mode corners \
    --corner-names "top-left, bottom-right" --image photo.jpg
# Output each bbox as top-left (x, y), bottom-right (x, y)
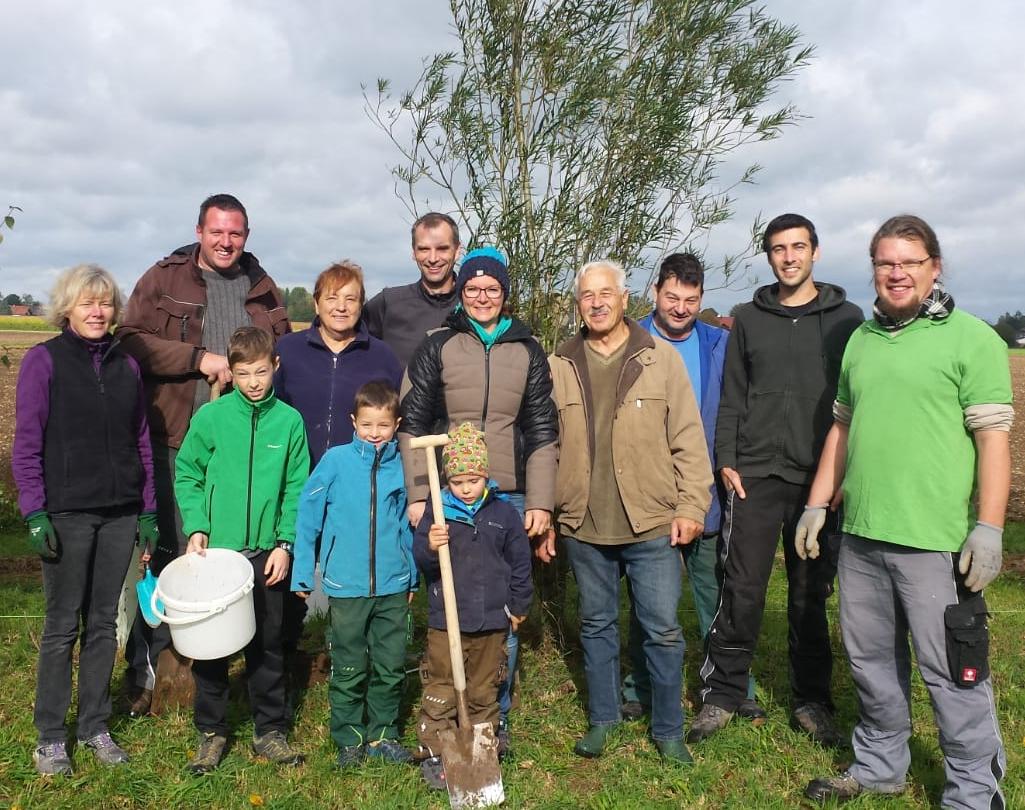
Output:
top-left (175, 326), bottom-right (310, 774)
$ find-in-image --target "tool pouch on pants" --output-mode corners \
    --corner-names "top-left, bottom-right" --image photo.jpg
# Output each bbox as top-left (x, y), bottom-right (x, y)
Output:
top-left (943, 595), bottom-right (990, 688)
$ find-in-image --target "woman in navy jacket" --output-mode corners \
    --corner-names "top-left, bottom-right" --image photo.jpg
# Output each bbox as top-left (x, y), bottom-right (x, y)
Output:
top-left (274, 261), bottom-right (402, 466)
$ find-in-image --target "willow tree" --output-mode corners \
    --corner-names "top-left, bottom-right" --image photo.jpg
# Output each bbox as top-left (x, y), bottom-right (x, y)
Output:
top-left (366, 0), bottom-right (812, 348)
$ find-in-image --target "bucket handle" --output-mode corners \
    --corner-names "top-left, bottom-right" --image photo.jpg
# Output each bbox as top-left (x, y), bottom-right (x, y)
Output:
top-left (150, 590), bottom-right (228, 626)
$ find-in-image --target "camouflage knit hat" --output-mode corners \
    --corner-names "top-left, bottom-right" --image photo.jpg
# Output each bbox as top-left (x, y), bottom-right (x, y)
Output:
top-left (443, 422), bottom-right (489, 477)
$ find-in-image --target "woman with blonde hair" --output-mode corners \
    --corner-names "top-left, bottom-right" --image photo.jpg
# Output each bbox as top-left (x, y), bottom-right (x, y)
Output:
top-left (12, 264), bottom-right (157, 774)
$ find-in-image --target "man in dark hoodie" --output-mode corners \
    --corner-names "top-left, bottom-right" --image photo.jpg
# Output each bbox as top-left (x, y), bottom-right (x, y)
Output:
top-left (117, 194), bottom-right (290, 714)
top-left (688, 213), bottom-right (862, 747)
top-left (363, 212), bottom-right (462, 369)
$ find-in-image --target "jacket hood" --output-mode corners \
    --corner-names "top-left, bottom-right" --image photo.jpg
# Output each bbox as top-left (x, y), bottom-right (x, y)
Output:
top-left (752, 281), bottom-right (850, 316)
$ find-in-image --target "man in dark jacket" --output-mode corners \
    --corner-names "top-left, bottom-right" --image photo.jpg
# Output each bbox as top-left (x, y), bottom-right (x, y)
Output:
top-left (363, 212), bottom-right (461, 368)
top-left (689, 213), bottom-right (862, 746)
top-left (117, 194), bottom-right (290, 713)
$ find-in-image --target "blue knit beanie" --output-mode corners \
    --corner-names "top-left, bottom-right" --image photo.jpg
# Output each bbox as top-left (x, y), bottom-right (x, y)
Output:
top-left (455, 247), bottom-right (510, 298)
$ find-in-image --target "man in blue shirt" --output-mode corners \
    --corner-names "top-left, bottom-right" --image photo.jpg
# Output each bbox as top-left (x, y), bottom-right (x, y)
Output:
top-left (622, 254), bottom-right (753, 718)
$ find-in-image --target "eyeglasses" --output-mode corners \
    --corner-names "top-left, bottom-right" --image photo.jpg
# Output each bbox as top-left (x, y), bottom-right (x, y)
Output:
top-left (871, 257), bottom-right (931, 274)
top-left (463, 285), bottom-right (503, 300)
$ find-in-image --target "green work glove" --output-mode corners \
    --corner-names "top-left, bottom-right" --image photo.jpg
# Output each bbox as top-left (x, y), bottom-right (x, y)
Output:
top-left (959, 521), bottom-right (1002, 592)
top-left (794, 506), bottom-right (827, 560)
top-left (27, 511), bottom-right (59, 560)
top-left (137, 513), bottom-right (160, 554)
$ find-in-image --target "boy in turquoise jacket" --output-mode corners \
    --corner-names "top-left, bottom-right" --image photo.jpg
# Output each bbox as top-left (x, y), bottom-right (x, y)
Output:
top-left (175, 326), bottom-right (309, 774)
top-left (292, 381), bottom-right (416, 769)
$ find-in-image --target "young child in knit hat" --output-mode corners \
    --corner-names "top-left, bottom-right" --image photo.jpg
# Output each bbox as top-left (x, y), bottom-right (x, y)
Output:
top-left (411, 421), bottom-right (533, 789)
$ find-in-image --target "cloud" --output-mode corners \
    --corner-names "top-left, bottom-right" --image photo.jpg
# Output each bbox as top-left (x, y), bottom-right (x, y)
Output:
top-left (1, 0), bottom-right (1022, 323)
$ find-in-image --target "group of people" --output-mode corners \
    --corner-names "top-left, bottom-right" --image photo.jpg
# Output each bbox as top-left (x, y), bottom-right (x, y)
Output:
top-left (12, 193), bottom-right (1010, 808)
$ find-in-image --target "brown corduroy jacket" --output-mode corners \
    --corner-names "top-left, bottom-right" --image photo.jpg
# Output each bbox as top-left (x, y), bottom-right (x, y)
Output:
top-left (117, 245), bottom-right (290, 448)
top-left (549, 319), bottom-right (712, 540)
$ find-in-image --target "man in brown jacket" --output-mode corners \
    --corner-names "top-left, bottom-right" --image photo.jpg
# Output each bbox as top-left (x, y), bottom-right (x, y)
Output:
top-left (117, 194), bottom-right (290, 712)
top-left (537, 259), bottom-right (711, 764)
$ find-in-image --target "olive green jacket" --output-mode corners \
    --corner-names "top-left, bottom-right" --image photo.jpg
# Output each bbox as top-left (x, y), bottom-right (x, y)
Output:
top-left (549, 319), bottom-right (712, 539)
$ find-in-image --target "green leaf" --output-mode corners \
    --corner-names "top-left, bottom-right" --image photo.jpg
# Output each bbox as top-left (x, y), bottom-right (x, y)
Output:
top-left (3, 216), bottom-right (13, 229)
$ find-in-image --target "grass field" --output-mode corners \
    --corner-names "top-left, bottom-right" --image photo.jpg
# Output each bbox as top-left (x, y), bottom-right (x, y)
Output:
top-left (0, 528), bottom-right (1022, 809)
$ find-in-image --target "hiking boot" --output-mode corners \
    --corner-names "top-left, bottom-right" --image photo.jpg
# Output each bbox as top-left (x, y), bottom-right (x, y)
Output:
top-left (686, 704), bottom-right (733, 744)
top-left (804, 770), bottom-right (906, 802)
top-left (252, 730), bottom-right (304, 766)
top-left (573, 724), bottom-right (617, 758)
top-left (336, 744), bottom-right (365, 770)
top-left (80, 732), bottom-right (129, 765)
top-left (33, 741), bottom-right (73, 775)
top-left (421, 755), bottom-right (446, 790)
top-left (188, 732), bottom-right (227, 774)
top-left (621, 700), bottom-right (647, 721)
top-left (655, 738), bottom-right (694, 765)
top-left (791, 703), bottom-right (844, 749)
top-left (126, 685), bottom-right (152, 718)
top-left (736, 698), bottom-right (767, 725)
top-left (366, 739), bottom-right (413, 764)
top-left (496, 717), bottom-right (510, 760)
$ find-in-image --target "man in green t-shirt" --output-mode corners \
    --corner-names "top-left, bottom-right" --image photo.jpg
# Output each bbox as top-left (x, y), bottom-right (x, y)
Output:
top-left (795, 215), bottom-right (1012, 808)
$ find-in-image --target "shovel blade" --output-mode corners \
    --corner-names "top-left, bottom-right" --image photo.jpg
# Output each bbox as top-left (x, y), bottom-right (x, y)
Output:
top-left (438, 722), bottom-right (505, 808)
top-left (150, 648), bottom-right (195, 715)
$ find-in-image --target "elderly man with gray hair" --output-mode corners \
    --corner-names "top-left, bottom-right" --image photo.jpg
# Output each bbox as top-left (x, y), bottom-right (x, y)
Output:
top-left (536, 260), bottom-right (711, 764)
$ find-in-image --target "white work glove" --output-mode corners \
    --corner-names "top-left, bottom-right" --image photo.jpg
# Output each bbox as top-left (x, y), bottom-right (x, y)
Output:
top-left (794, 506), bottom-right (827, 560)
top-left (959, 521), bottom-right (1003, 592)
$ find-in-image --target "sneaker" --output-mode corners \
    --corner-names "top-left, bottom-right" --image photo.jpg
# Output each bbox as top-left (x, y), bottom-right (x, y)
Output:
top-left (33, 741), bottom-right (73, 775)
top-left (366, 739), bottom-right (413, 764)
top-left (621, 700), bottom-right (647, 721)
top-left (655, 738), bottom-right (694, 765)
top-left (573, 724), bottom-right (617, 758)
top-left (421, 755), bottom-right (446, 790)
top-left (336, 744), bottom-right (365, 769)
top-left (252, 730), bottom-right (304, 766)
top-left (736, 698), bottom-right (767, 725)
top-left (188, 732), bottom-right (227, 774)
top-left (686, 704), bottom-right (733, 744)
top-left (80, 732), bottom-right (129, 765)
top-left (804, 770), bottom-right (906, 802)
top-left (791, 703), bottom-right (844, 749)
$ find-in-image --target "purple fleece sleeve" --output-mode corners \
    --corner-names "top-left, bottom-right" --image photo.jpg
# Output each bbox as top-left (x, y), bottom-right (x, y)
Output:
top-left (125, 354), bottom-right (157, 513)
top-left (12, 345), bottom-right (52, 516)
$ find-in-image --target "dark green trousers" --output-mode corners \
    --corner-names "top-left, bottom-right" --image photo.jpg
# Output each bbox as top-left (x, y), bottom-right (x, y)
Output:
top-left (328, 592), bottom-right (409, 747)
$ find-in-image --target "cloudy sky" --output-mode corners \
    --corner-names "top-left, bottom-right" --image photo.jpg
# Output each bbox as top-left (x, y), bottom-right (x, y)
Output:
top-left (2, 1), bottom-right (1023, 321)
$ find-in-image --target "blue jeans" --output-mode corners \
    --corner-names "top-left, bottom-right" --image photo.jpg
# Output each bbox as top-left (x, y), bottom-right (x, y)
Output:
top-left (498, 493), bottom-right (526, 721)
top-left (565, 535), bottom-right (685, 741)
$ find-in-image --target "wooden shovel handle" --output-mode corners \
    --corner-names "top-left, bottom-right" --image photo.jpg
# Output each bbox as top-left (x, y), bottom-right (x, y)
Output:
top-left (422, 440), bottom-right (473, 729)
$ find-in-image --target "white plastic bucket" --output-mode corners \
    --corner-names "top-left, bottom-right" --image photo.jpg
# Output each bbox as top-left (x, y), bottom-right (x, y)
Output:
top-left (150, 548), bottom-right (256, 660)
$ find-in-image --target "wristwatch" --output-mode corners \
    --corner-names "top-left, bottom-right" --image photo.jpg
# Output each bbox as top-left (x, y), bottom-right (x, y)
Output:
top-left (275, 541), bottom-right (294, 556)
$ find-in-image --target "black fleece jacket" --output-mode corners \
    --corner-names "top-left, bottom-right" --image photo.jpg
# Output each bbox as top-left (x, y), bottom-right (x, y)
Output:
top-left (715, 282), bottom-right (862, 486)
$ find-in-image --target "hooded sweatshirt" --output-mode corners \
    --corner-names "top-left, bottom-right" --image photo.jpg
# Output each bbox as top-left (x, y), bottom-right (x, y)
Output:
top-left (715, 282), bottom-right (862, 485)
